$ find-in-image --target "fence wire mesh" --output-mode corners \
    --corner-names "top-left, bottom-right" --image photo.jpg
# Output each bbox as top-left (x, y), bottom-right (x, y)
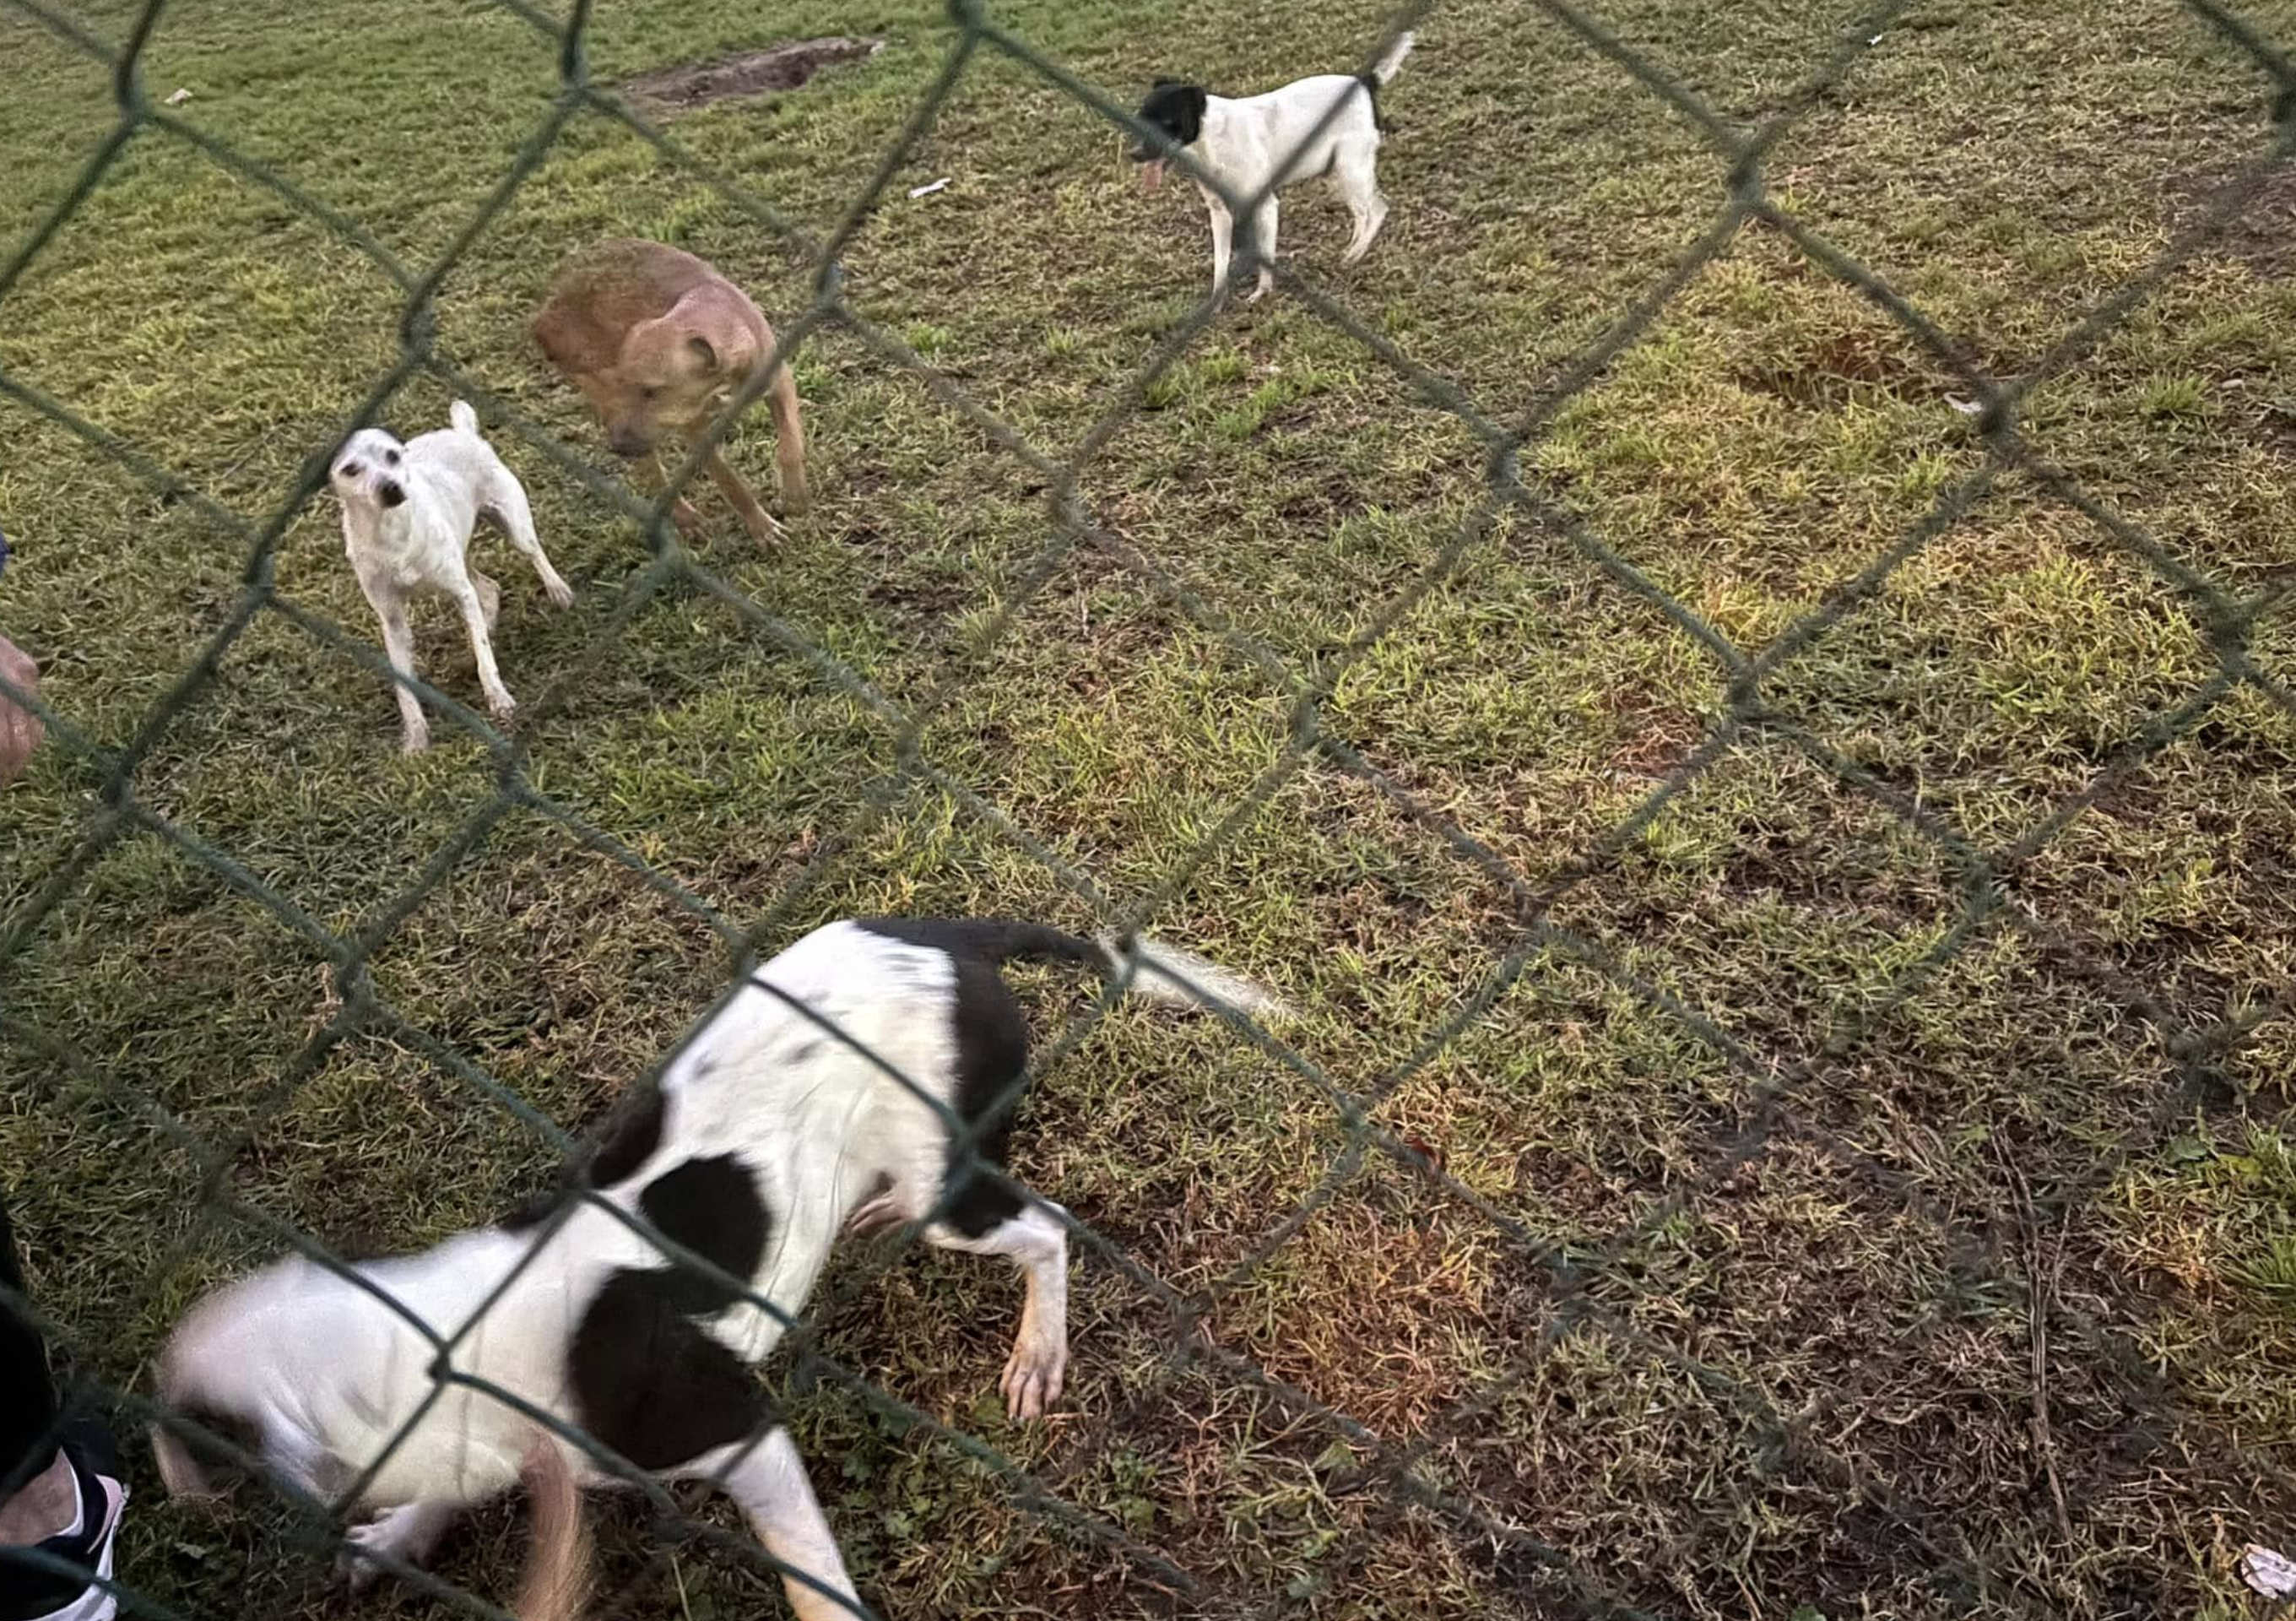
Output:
top-left (2, 0), bottom-right (2294, 1618)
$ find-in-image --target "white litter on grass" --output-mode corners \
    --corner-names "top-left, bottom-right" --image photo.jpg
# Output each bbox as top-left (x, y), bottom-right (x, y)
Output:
top-left (164, 87), bottom-right (192, 106)
top-left (1946, 394), bottom-right (1985, 415)
top-left (907, 177), bottom-right (950, 199)
top-left (1869, 33), bottom-right (1884, 45)
top-left (2242, 1543), bottom-right (2296, 1599)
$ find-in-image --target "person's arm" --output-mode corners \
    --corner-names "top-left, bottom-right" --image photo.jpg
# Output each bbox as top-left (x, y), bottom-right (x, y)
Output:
top-left (0, 635), bottom-right (41, 788)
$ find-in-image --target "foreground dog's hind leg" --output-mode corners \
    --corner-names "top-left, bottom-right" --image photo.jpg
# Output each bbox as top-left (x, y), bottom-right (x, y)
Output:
top-left (928, 1201), bottom-right (1070, 1421)
top-left (486, 477), bottom-right (576, 609)
top-left (374, 599), bottom-right (430, 753)
top-left (1335, 144), bottom-right (1389, 265)
top-left (681, 1429), bottom-right (862, 1621)
top-left (1207, 198), bottom-right (1236, 302)
top-left (703, 447), bottom-right (779, 547)
top-left (335, 1498), bottom-right (460, 1592)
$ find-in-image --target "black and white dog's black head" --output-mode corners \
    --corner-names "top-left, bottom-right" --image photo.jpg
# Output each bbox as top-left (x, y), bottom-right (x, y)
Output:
top-left (1131, 79), bottom-right (1209, 183)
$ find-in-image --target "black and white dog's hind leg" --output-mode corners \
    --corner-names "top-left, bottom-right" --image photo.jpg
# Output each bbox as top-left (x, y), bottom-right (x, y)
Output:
top-left (842, 917), bottom-right (1286, 1422)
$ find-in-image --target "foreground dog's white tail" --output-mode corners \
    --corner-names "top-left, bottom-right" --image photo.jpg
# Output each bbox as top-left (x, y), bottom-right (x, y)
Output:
top-left (1371, 30), bottom-right (1416, 84)
top-left (514, 1436), bottom-right (591, 1621)
top-left (449, 399), bottom-right (481, 436)
top-left (1098, 933), bottom-right (1292, 1021)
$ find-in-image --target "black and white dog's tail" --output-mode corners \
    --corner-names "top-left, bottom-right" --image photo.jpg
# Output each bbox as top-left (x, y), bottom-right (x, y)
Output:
top-left (1358, 30), bottom-right (1416, 132)
top-left (865, 919), bottom-right (1290, 1020)
top-left (1367, 30), bottom-right (1416, 87)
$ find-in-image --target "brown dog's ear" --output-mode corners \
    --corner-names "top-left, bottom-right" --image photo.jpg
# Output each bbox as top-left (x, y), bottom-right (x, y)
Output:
top-left (662, 285), bottom-right (760, 382)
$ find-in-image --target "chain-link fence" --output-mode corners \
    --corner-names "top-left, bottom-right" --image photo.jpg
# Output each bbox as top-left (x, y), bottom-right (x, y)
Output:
top-left (3, 0), bottom-right (2294, 1616)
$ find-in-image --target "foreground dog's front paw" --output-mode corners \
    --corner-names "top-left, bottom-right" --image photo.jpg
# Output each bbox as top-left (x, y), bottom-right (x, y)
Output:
top-left (842, 1190), bottom-right (909, 1237)
top-left (399, 728), bottom-right (431, 756)
top-left (1000, 1336), bottom-right (1067, 1422)
top-left (544, 576), bottom-right (575, 610)
top-left (335, 1504), bottom-right (448, 1591)
top-left (487, 691), bottom-right (517, 723)
top-left (669, 498), bottom-right (704, 537)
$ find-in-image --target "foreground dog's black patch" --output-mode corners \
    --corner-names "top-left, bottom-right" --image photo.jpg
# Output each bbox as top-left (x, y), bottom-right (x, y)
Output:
top-left (636, 1155), bottom-right (771, 1293)
top-left (570, 1273), bottom-right (776, 1469)
top-left (571, 1155), bottom-right (774, 1470)
top-left (855, 919), bottom-right (1062, 1236)
top-left (938, 951), bottom-right (1032, 1237)
top-left (856, 917), bottom-right (1108, 974)
top-left (501, 1085), bottom-right (669, 1233)
top-left (591, 1086), bottom-right (669, 1187)
top-left (621, 38), bottom-right (882, 114)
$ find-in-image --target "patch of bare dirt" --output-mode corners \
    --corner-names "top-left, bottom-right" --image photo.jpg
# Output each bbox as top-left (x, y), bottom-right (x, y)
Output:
top-left (620, 38), bottom-right (884, 113)
top-left (2171, 156), bottom-right (2296, 278)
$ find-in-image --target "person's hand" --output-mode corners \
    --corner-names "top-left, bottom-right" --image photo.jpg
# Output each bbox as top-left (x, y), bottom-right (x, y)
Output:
top-left (0, 634), bottom-right (42, 787)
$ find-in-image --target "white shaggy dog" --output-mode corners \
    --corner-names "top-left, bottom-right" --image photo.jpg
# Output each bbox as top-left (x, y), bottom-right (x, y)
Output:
top-left (149, 918), bottom-right (1287, 1621)
top-left (1129, 32), bottom-right (1416, 301)
top-left (328, 402), bottom-right (574, 753)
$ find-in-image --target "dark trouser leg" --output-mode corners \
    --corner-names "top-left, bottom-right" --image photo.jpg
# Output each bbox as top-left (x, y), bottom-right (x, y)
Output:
top-left (0, 1193), bottom-right (60, 1494)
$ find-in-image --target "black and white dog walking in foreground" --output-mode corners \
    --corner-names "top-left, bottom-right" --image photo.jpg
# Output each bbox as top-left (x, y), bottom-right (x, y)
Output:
top-left (1129, 32), bottom-right (1416, 302)
top-left (150, 919), bottom-right (1286, 1621)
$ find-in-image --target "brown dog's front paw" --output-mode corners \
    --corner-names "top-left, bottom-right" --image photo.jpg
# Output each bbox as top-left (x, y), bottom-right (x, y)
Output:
top-left (669, 499), bottom-right (704, 536)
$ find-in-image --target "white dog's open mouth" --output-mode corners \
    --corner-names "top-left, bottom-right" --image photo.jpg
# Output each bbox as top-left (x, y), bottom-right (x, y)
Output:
top-left (1140, 159), bottom-right (1164, 192)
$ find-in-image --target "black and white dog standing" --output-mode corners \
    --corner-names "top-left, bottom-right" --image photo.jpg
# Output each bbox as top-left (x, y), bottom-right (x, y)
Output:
top-left (150, 919), bottom-right (1285, 1620)
top-left (1129, 32), bottom-right (1416, 301)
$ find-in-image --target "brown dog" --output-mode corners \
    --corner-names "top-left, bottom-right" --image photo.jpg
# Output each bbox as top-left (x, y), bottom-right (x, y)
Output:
top-left (531, 239), bottom-right (807, 546)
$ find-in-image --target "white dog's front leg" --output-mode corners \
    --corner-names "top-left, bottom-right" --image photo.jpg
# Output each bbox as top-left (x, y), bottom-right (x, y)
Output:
top-left (374, 601), bottom-right (429, 754)
top-left (684, 1429), bottom-right (861, 1621)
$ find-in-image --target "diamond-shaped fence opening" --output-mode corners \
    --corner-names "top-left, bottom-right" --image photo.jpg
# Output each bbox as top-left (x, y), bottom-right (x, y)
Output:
top-left (4, 0), bottom-right (2296, 1618)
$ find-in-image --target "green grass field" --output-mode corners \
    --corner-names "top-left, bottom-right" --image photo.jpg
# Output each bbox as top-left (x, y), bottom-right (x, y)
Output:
top-left (3, 0), bottom-right (2295, 1616)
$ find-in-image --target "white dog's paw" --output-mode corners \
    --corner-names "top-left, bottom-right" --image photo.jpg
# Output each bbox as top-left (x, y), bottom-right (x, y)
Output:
top-left (335, 1504), bottom-right (448, 1591)
top-left (399, 727), bottom-right (430, 756)
top-left (999, 1334), bottom-right (1067, 1422)
top-left (544, 576), bottom-right (574, 610)
top-left (487, 690), bottom-right (517, 723)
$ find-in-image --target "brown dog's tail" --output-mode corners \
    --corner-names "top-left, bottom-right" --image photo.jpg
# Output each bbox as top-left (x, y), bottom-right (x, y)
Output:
top-left (514, 1435), bottom-right (592, 1621)
top-left (766, 360), bottom-right (809, 517)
